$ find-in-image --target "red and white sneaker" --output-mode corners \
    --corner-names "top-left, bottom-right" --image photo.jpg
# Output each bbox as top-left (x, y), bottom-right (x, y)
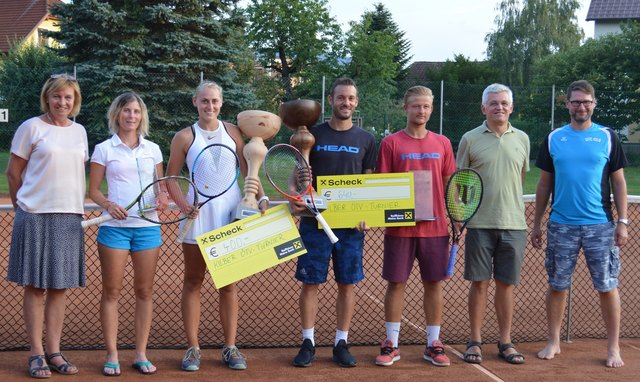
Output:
top-left (375, 339), bottom-right (400, 366)
top-left (423, 340), bottom-right (450, 366)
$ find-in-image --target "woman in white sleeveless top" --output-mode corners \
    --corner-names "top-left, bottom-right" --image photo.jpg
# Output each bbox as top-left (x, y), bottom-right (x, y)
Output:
top-left (165, 81), bottom-right (268, 372)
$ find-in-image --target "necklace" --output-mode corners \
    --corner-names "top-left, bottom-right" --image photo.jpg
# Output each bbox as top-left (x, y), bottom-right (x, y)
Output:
top-left (45, 112), bottom-right (55, 125)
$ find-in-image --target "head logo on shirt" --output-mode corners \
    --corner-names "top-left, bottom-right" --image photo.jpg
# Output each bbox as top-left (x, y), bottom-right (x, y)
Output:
top-left (316, 144), bottom-right (360, 154)
top-left (401, 152), bottom-right (441, 160)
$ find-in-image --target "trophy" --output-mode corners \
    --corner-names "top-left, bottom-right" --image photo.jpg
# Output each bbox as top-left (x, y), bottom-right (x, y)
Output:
top-left (234, 110), bottom-right (281, 220)
top-left (279, 99), bottom-right (327, 213)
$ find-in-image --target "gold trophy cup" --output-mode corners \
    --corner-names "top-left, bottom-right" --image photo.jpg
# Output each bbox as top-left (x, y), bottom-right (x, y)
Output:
top-left (235, 110), bottom-right (281, 220)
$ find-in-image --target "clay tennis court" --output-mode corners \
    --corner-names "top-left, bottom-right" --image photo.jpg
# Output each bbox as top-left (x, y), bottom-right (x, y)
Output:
top-left (1, 199), bottom-right (639, 381)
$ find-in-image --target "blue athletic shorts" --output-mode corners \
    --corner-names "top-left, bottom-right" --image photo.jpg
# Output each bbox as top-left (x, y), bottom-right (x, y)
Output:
top-left (545, 221), bottom-right (619, 292)
top-left (295, 218), bottom-right (365, 284)
top-left (97, 225), bottom-right (162, 252)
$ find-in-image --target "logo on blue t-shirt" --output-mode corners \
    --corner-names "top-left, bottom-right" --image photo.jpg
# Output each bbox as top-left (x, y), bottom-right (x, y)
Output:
top-left (316, 144), bottom-right (360, 154)
top-left (401, 152), bottom-right (441, 160)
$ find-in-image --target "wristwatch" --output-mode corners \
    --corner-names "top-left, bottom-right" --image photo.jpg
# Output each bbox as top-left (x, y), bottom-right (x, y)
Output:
top-left (617, 218), bottom-right (629, 226)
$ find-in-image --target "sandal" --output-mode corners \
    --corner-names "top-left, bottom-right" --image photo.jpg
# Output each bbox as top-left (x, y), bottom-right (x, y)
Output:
top-left (132, 360), bottom-right (157, 375)
top-left (497, 342), bottom-right (525, 364)
top-left (463, 341), bottom-right (483, 364)
top-left (103, 362), bottom-right (121, 377)
top-left (45, 352), bottom-right (79, 375)
top-left (28, 355), bottom-right (51, 379)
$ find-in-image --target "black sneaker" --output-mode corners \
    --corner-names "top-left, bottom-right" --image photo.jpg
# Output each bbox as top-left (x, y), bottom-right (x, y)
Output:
top-left (293, 339), bottom-right (316, 367)
top-left (332, 339), bottom-right (357, 367)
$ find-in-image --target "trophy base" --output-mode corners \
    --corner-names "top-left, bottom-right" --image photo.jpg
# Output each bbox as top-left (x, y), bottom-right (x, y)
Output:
top-left (234, 205), bottom-right (260, 220)
top-left (292, 195), bottom-right (328, 217)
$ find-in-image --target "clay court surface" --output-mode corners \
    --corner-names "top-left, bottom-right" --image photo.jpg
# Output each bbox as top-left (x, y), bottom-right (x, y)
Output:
top-left (2, 339), bottom-right (640, 381)
top-left (1, 200), bottom-right (639, 381)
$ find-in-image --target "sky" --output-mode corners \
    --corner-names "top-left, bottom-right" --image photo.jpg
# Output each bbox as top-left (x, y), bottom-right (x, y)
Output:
top-left (325, 0), bottom-right (594, 62)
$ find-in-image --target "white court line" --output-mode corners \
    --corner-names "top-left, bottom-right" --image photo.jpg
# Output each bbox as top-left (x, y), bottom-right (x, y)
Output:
top-left (360, 286), bottom-right (505, 382)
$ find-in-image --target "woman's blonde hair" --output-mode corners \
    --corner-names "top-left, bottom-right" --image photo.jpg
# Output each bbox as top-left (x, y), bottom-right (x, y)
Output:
top-left (107, 92), bottom-right (150, 137)
top-left (40, 74), bottom-right (82, 117)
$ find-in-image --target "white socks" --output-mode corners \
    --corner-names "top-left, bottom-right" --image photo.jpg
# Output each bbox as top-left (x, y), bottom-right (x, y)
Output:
top-left (426, 325), bottom-right (441, 345)
top-left (385, 322), bottom-right (401, 347)
top-left (302, 327), bottom-right (315, 346)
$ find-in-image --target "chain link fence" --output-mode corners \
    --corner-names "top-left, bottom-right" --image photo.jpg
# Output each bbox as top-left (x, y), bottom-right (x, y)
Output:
top-left (0, 198), bottom-right (638, 351)
top-left (1, 70), bottom-right (639, 351)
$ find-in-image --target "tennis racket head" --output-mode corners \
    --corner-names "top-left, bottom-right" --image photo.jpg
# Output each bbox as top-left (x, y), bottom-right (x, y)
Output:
top-left (445, 168), bottom-right (483, 223)
top-left (263, 143), bottom-right (313, 198)
top-left (191, 143), bottom-right (240, 198)
top-left (137, 176), bottom-right (198, 224)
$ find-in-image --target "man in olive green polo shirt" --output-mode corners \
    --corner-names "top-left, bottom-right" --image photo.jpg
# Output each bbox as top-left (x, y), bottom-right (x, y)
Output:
top-left (455, 83), bottom-right (530, 365)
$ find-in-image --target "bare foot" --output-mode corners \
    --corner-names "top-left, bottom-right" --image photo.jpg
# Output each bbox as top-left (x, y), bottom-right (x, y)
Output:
top-left (606, 351), bottom-right (624, 368)
top-left (537, 342), bottom-right (561, 360)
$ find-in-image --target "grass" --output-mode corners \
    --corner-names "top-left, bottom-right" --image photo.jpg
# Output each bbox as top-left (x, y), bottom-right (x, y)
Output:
top-left (0, 151), bottom-right (638, 198)
top-left (524, 166), bottom-right (639, 195)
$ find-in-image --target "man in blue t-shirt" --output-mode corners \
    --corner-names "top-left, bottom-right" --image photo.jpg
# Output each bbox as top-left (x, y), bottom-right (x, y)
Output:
top-left (532, 80), bottom-right (629, 368)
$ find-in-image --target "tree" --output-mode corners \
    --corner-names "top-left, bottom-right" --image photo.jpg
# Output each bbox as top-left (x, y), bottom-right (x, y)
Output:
top-left (0, 43), bottom-right (68, 147)
top-left (245, 0), bottom-right (344, 101)
top-left (345, 14), bottom-right (399, 138)
top-left (48, 0), bottom-right (255, 152)
top-left (365, 3), bottom-right (412, 84)
top-left (532, 22), bottom-right (640, 135)
top-left (486, 0), bottom-right (583, 86)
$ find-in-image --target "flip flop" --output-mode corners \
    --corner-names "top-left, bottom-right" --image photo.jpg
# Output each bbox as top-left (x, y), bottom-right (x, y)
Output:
top-left (463, 341), bottom-right (483, 364)
top-left (45, 352), bottom-right (78, 375)
top-left (132, 360), bottom-right (157, 375)
top-left (28, 355), bottom-right (51, 379)
top-left (498, 342), bottom-right (525, 364)
top-left (103, 362), bottom-right (121, 377)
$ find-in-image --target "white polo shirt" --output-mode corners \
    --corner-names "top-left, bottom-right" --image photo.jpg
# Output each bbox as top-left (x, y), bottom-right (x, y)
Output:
top-left (91, 134), bottom-right (163, 227)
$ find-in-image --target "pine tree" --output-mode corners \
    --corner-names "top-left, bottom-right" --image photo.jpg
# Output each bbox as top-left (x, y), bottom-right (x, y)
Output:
top-left (48, 0), bottom-right (255, 151)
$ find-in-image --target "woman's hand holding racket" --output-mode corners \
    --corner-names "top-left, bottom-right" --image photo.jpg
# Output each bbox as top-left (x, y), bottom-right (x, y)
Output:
top-left (444, 168), bottom-right (483, 278)
top-left (264, 144), bottom-right (339, 244)
top-left (82, 176), bottom-right (197, 228)
top-left (175, 143), bottom-right (240, 243)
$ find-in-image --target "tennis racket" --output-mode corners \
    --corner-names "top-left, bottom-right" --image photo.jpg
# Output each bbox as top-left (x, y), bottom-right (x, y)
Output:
top-left (176, 143), bottom-right (240, 243)
top-left (82, 176), bottom-right (198, 228)
top-left (264, 143), bottom-right (338, 244)
top-left (444, 168), bottom-right (483, 278)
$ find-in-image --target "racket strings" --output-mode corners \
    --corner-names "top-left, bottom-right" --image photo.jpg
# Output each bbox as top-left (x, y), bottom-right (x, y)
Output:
top-left (139, 177), bottom-right (197, 224)
top-left (265, 145), bottom-right (310, 198)
top-left (446, 170), bottom-right (482, 221)
top-left (192, 146), bottom-right (239, 197)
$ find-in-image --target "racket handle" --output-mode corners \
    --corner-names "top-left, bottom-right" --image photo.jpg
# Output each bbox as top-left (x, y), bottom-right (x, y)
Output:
top-left (445, 243), bottom-right (459, 278)
top-left (176, 218), bottom-right (195, 243)
top-left (81, 214), bottom-right (114, 229)
top-left (315, 212), bottom-right (339, 244)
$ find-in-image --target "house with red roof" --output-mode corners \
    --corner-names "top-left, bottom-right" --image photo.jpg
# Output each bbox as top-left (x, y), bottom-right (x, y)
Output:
top-left (0, 0), bottom-right (61, 53)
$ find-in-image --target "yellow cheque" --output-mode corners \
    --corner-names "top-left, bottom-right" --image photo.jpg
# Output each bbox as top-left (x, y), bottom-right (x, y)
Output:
top-left (317, 172), bottom-right (416, 229)
top-left (196, 204), bottom-right (307, 289)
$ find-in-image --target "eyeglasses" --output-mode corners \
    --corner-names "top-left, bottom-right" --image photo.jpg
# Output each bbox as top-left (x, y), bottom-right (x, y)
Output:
top-left (569, 100), bottom-right (594, 107)
top-left (50, 73), bottom-right (77, 81)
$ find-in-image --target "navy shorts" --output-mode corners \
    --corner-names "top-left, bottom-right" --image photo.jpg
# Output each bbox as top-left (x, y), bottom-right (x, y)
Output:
top-left (295, 218), bottom-right (365, 284)
top-left (97, 225), bottom-right (162, 252)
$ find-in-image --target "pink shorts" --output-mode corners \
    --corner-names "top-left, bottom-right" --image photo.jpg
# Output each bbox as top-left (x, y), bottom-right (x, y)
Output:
top-left (382, 235), bottom-right (449, 282)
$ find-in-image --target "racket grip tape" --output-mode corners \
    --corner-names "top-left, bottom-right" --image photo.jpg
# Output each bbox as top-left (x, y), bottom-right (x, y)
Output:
top-left (315, 212), bottom-right (339, 244)
top-left (445, 243), bottom-right (459, 278)
top-left (81, 214), bottom-right (114, 229)
top-left (176, 218), bottom-right (195, 243)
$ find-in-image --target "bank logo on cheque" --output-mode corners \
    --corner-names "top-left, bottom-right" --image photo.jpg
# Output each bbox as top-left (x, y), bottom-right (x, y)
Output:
top-left (274, 238), bottom-right (307, 260)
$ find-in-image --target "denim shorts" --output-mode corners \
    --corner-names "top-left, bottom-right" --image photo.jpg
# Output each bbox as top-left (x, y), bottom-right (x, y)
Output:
top-left (295, 218), bottom-right (365, 284)
top-left (545, 221), bottom-right (619, 292)
top-left (97, 225), bottom-right (162, 252)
